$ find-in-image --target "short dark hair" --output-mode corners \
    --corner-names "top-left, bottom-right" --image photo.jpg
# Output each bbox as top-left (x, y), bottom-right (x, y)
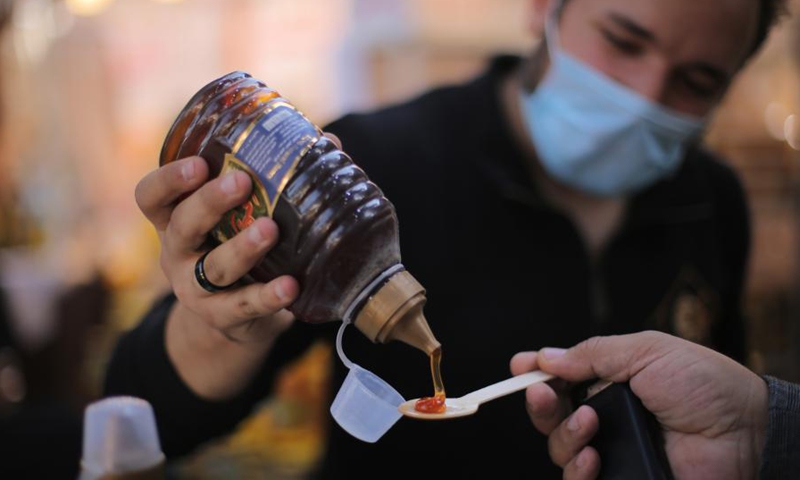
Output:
top-left (752, 0), bottom-right (790, 56)
top-left (558, 0), bottom-right (790, 59)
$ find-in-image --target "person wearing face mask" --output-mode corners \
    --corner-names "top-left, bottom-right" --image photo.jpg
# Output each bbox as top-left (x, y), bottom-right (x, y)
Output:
top-left (523, 7), bottom-right (708, 197)
top-left (104, 0), bottom-right (789, 478)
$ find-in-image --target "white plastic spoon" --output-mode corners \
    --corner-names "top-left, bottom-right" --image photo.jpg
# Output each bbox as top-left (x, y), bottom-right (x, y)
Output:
top-left (398, 370), bottom-right (556, 420)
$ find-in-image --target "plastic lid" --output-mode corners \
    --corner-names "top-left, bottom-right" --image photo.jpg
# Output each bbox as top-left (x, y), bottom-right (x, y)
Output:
top-left (330, 363), bottom-right (405, 443)
top-left (81, 396), bottom-right (164, 476)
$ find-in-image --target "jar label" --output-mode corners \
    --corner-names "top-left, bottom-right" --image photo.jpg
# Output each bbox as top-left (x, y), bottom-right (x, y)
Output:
top-left (215, 100), bottom-right (319, 241)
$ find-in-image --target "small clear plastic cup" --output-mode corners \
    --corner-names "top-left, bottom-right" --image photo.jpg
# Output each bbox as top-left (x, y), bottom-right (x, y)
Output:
top-left (80, 396), bottom-right (165, 478)
top-left (330, 363), bottom-right (405, 443)
top-left (330, 320), bottom-right (405, 443)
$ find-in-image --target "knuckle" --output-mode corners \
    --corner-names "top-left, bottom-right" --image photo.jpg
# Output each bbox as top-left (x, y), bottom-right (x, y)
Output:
top-left (260, 219), bottom-right (279, 245)
top-left (158, 253), bottom-right (170, 276)
top-left (580, 336), bottom-right (605, 360)
top-left (173, 282), bottom-right (193, 303)
top-left (207, 311), bottom-right (229, 331)
top-left (201, 255), bottom-right (227, 286)
top-left (235, 297), bottom-right (261, 319)
top-left (233, 296), bottom-right (267, 320)
top-left (134, 181), bottom-right (148, 210)
top-left (165, 217), bottom-right (188, 243)
top-left (643, 330), bottom-right (666, 342)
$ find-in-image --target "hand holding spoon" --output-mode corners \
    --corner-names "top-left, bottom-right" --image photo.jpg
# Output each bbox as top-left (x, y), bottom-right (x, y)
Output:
top-left (398, 370), bottom-right (555, 420)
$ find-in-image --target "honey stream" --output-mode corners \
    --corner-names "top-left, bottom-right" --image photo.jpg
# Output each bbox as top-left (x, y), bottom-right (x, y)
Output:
top-left (413, 347), bottom-right (446, 413)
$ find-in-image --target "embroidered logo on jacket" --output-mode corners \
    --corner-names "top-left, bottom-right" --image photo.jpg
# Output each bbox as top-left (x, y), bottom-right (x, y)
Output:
top-left (652, 266), bottom-right (720, 346)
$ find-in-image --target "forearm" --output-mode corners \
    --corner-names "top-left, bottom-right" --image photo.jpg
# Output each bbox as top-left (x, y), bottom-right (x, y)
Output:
top-left (103, 293), bottom-right (266, 457)
top-left (759, 376), bottom-right (800, 480)
top-left (166, 300), bottom-right (292, 401)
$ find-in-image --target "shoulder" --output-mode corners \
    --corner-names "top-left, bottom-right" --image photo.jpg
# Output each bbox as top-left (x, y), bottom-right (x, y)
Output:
top-left (324, 83), bottom-right (468, 158)
top-left (320, 82), bottom-right (474, 197)
top-left (326, 82), bottom-right (468, 136)
top-left (684, 146), bottom-right (745, 195)
top-left (321, 55), bottom-right (519, 181)
top-left (681, 146), bottom-right (751, 249)
top-left (676, 145), bottom-right (750, 219)
top-left (636, 144), bottom-right (751, 240)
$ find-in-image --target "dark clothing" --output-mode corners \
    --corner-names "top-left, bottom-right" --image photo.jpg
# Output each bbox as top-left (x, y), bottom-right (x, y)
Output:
top-left (0, 401), bottom-right (82, 480)
top-left (0, 285), bottom-right (82, 480)
top-left (0, 282), bottom-right (15, 350)
top-left (105, 55), bottom-right (751, 479)
top-left (761, 376), bottom-right (800, 479)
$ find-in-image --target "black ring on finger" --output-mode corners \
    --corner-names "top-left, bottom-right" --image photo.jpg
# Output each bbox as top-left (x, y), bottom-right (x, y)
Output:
top-left (194, 251), bottom-right (235, 293)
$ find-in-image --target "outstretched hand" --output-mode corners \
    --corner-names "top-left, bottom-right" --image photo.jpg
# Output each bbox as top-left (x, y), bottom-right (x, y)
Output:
top-left (510, 331), bottom-right (768, 480)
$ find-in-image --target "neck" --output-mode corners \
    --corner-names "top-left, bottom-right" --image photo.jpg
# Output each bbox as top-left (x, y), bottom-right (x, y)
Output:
top-left (499, 48), bottom-right (627, 261)
top-left (539, 182), bottom-right (628, 261)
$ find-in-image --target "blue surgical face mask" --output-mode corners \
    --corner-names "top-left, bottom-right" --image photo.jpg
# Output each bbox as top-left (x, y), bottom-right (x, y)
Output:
top-left (520, 10), bottom-right (708, 197)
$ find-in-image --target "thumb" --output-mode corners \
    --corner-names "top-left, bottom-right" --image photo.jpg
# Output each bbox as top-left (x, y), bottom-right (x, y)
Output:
top-left (537, 331), bottom-right (675, 384)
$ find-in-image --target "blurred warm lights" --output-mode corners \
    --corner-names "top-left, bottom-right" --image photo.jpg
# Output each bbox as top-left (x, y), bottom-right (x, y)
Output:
top-left (65, 0), bottom-right (185, 17)
top-left (763, 102), bottom-right (800, 150)
top-left (65, 0), bottom-right (113, 17)
top-left (784, 114), bottom-right (800, 151)
top-left (12, 0), bottom-right (73, 65)
top-left (765, 102), bottom-right (789, 141)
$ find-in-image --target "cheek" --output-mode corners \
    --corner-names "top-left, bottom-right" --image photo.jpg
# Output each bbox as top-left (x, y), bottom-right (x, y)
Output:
top-left (662, 89), bottom-right (721, 118)
top-left (558, 18), bottom-right (601, 65)
top-left (559, 28), bottom-right (665, 96)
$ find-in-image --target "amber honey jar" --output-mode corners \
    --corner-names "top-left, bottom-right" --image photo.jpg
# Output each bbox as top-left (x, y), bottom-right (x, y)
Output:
top-left (160, 71), bottom-right (439, 355)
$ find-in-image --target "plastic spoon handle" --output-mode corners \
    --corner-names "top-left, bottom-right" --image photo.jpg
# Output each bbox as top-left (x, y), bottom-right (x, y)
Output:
top-left (459, 371), bottom-right (555, 406)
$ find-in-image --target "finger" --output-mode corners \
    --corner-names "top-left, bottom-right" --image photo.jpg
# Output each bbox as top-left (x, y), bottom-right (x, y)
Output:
top-left (537, 331), bottom-right (675, 384)
top-left (323, 131), bottom-right (342, 149)
top-left (194, 217), bottom-right (279, 292)
top-left (548, 405), bottom-right (599, 468)
top-left (510, 351), bottom-right (539, 375)
top-left (167, 170), bottom-right (253, 252)
top-left (222, 306), bottom-right (296, 343)
top-left (524, 381), bottom-right (572, 435)
top-left (135, 156), bottom-right (209, 231)
top-left (205, 275), bottom-right (300, 331)
top-left (563, 446), bottom-right (601, 480)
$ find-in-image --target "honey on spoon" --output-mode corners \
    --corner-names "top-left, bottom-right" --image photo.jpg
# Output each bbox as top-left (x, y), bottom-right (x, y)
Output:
top-left (402, 369), bottom-right (555, 420)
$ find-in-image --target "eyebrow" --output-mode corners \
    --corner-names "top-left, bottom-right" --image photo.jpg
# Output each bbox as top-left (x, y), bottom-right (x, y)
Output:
top-left (606, 11), bottom-right (732, 82)
top-left (608, 12), bottom-right (655, 41)
top-left (683, 63), bottom-right (731, 85)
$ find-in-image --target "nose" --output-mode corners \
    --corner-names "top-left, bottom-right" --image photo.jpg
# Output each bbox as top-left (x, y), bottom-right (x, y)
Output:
top-left (613, 65), bottom-right (670, 106)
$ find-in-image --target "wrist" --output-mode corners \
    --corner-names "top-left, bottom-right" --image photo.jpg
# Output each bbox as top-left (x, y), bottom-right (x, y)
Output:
top-left (165, 301), bottom-right (287, 400)
top-left (747, 374), bottom-right (769, 477)
top-left (171, 301), bottom-right (291, 352)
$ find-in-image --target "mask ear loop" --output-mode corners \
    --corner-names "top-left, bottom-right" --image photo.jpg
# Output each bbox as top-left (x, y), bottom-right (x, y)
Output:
top-left (524, 0), bottom-right (563, 102)
top-left (542, 0), bottom-right (563, 62)
top-left (335, 263), bottom-right (406, 370)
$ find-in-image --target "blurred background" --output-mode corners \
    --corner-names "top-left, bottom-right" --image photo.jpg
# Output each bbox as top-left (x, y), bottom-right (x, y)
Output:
top-left (0, 0), bottom-right (799, 478)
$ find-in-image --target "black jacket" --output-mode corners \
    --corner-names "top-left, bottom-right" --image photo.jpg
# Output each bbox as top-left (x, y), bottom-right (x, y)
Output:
top-left (105, 55), bottom-right (750, 479)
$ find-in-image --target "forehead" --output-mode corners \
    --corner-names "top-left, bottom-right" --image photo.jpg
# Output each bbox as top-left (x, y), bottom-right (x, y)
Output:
top-left (564, 0), bottom-right (761, 68)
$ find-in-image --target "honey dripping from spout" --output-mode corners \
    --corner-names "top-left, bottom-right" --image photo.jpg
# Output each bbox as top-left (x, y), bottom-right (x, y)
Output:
top-left (414, 347), bottom-right (446, 413)
top-left (162, 71), bottom-right (444, 417)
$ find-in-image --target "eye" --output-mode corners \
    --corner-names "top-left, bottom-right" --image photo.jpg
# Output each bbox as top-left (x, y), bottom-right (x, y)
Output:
top-left (678, 73), bottom-right (724, 99)
top-left (600, 29), bottom-right (643, 55)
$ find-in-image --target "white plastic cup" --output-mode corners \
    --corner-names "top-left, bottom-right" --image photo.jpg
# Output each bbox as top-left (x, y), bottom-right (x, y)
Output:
top-left (80, 396), bottom-right (165, 479)
top-left (330, 364), bottom-right (405, 443)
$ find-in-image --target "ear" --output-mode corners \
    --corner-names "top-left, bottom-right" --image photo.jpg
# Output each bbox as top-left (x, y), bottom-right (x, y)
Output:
top-left (528, 0), bottom-right (552, 38)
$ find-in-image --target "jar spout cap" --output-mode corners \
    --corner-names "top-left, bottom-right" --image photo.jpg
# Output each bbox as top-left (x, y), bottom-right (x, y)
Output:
top-left (353, 270), bottom-right (441, 355)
